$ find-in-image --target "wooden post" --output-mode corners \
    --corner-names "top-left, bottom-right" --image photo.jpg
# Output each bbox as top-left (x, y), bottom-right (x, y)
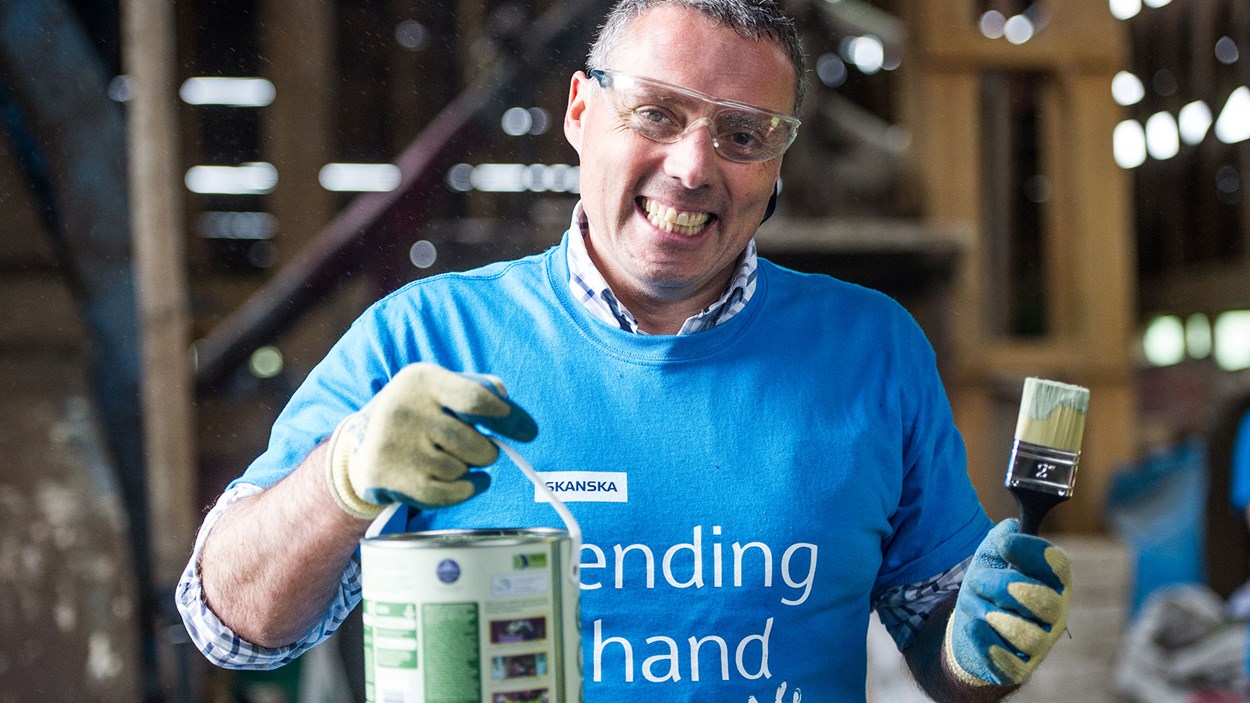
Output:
top-left (121, 0), bottom-right (196, 601)
top-left (903, 0), bottom-right (1138, 532)
top-left (260, 0), bottom-right (349, 379)
top-left (262, 0), bottom-right (333, 267)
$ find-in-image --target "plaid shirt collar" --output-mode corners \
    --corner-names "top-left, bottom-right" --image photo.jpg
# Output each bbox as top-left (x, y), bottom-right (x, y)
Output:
top-left (565, 201), bottom-right (757, 335)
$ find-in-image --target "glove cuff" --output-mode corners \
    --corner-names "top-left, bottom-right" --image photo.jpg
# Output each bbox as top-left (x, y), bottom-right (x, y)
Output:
top-left (944, 613), bottom-right (992, 688)
top-left (325, 413), bottom-right (384, 521)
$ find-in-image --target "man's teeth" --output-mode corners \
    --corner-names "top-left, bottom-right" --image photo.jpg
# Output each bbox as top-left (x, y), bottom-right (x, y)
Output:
top-left (642, 198), bottom-right (711, 236)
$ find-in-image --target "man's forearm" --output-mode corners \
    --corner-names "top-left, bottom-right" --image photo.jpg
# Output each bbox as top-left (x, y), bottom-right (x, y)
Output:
top-left (903, 595), bottom-right (1022, 703)
top-left (200, 442), bottom-right (371, 648)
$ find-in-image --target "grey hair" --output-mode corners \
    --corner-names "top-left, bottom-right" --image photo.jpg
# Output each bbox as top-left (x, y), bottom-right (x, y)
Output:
top-left (586, 0), bottom-right (807, 114)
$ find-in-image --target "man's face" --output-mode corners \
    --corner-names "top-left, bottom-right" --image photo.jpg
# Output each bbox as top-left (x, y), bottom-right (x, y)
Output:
top-left (564, 6), bottom-right (796, 311)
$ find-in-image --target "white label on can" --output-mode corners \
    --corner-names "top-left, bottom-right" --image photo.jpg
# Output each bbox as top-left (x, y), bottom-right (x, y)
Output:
top-left (534, 471), bottom-right (628, 503)
top-left (492, 571), bottom-right (551, 597)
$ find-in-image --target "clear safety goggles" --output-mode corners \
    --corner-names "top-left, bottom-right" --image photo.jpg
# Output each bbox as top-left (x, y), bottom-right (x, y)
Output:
top-left (587, 68), bottom-right (800, 164)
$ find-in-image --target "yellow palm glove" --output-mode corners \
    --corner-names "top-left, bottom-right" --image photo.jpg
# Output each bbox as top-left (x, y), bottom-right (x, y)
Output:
top-left (325, 363), bottom-right (537, 520)
top-left (944, 519), bottom-right (1072, 687)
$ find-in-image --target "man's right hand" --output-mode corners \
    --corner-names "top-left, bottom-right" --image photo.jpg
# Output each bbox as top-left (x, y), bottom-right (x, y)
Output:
top-left (325, 362), bottom-right (538, 520)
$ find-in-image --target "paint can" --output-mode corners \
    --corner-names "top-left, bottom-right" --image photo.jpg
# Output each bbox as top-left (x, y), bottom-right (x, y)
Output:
top-left (359, 438), bottom-right (583, 703)
top-left (361, 528), bottom-right (582, 703)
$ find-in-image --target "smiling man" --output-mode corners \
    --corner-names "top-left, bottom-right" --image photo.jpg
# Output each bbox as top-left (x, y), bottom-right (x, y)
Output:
top-left (565, 4), bottom-right (796, 334)
top-left (178, 2), bottom-right (1073, 701)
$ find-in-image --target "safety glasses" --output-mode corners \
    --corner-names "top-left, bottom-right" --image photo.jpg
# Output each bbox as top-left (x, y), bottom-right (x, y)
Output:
top-left (587, 68), bottom-right (800, 163)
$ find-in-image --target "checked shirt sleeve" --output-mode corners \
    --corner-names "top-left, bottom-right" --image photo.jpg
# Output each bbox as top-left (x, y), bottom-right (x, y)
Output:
top-left (175, 483), bottom-right (363, 670)
top-left (873, 556), bottom-right (971, 651)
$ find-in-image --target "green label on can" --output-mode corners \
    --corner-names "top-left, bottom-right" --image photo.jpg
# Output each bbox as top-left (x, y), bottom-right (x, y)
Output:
top-left (365, 599), bottom-right (419, 671)
top-left (422, 602), bottom-right (481, 703)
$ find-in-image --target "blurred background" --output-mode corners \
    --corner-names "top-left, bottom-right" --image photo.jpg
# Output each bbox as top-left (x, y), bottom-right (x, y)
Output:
top-left (1, 0), bottom-right (1248, 700)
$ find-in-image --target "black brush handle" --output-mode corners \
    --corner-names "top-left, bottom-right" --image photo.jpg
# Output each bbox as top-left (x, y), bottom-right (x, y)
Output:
top-left (1009, 485), bottom-right (1068, 535)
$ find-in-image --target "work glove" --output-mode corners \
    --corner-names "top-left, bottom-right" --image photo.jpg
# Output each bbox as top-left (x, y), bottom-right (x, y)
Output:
top-left (945, 518), bottom-right (1072, 687)
top-left (326, 362), bottom-right (538, 520)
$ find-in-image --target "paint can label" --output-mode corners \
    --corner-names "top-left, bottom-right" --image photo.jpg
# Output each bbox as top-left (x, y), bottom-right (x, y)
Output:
top-left (362, 530), bottom-right (582, 703)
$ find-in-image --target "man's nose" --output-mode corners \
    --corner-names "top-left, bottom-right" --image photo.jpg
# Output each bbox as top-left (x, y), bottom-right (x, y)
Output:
top-left (664, 118), bottom-right (719, 188)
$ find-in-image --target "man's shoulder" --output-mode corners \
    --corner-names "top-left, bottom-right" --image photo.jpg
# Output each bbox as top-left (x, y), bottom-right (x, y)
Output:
top-left (375, 245), bottom-right (557, 307)
top-left (758, 256), bottom-right (907, 314)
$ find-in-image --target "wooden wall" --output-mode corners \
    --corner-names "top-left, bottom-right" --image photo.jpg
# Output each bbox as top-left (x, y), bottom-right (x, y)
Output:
top-left (901, 0), bottom-right (1138, 530)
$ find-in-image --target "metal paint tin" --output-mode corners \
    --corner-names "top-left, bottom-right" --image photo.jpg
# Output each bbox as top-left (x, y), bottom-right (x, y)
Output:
top-left (361, 528), bottom-right (582, 703)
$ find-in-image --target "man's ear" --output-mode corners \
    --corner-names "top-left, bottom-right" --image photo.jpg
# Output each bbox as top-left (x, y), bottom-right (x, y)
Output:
top-left (564, 71), bottom-right (590, 156)
top-left (761, 180), bottom-right (780, 224)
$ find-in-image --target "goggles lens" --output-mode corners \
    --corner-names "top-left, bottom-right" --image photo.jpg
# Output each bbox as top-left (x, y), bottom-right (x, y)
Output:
top-left (589, 69), bottom-right (800, 163)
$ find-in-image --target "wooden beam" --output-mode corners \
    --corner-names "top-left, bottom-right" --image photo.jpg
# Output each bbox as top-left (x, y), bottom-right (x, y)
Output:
top-left (191, 76), bottom-right (493, 390)
top-left (913, 0), bottom-right (1124, 72)
top-left (122, 0), bottom-right (196, 590)
top-left (905, 0), bottom-right (1138, 532)
top-left (193, 0), bottom-right (605, 389)
top-left (261, 0), bottom-right (334, 266)
top-left (1143, 259), bottom-right (1250, 314)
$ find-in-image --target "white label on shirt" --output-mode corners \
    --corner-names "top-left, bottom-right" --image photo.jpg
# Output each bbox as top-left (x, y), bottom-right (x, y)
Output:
top-left (533, 471), bottom-right (628, 503)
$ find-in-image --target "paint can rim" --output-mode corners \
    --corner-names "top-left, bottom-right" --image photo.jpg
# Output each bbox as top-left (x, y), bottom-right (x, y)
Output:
top-left (362, 527), bottom-right (571, 549)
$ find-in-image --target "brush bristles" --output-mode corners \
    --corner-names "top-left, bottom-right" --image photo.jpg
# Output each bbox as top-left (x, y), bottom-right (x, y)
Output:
top-left (1014, 377), bottom-right (1090, 453)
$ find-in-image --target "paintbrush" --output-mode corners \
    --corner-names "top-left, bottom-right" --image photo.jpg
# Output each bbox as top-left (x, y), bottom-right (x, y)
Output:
top-left (1005, 377), bottom-right (1090, 535)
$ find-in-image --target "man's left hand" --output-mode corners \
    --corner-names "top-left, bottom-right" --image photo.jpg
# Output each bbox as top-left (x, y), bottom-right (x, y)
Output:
top-left (944, 518), bottom-right (1072, 687)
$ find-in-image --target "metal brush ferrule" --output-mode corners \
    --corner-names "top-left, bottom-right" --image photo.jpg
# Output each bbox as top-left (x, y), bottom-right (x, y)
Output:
top-left (1004, 440), bottom-right (1080, 498)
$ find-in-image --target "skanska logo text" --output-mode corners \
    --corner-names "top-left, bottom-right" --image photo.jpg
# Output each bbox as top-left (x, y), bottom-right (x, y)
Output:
top-left (534, 471), bottom-right (629, 503)
top-left (547, 480), bottom-right (619, 493)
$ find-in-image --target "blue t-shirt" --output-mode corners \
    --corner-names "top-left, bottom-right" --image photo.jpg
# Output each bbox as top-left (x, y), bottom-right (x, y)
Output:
top-left (239, 234), bottom-right (991, 702)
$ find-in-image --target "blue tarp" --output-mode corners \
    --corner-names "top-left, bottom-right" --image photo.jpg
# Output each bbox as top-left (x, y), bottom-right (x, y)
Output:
top-left (1105, 438), bottom-right (1208, 616)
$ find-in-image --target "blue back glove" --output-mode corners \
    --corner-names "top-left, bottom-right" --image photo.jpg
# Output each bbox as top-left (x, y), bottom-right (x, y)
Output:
top-left (945, 518), bottom-right (1072, 687)
top-left (326, 363), bottom-right (538, 519)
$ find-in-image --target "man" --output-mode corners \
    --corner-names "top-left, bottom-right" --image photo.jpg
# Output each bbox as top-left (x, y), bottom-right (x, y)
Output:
top-left (178, 1), bottom-right (1072, 700)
